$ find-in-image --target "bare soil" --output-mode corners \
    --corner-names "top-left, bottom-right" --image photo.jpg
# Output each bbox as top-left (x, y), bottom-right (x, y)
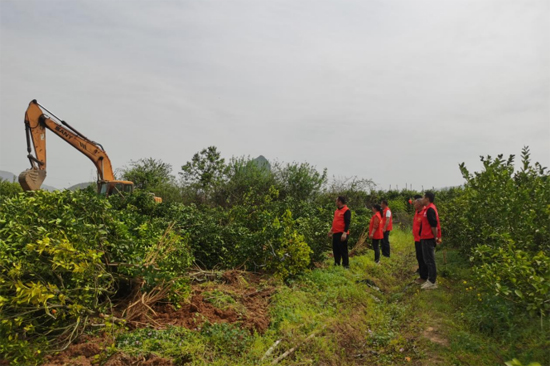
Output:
top-left (41, 270), bottom-right (274, 366)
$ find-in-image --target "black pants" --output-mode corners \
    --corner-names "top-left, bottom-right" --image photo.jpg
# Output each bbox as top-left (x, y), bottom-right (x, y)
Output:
top-left (332, 233), bottom-right (349, 267)
top-left (372, 239), bottom-right (381, 263)
top-left (415, 241), bottom-right (428, 280)
top-left (421, 239), bottom-right (437, 283)
top-left (381, 231), bottom-right (391, 257)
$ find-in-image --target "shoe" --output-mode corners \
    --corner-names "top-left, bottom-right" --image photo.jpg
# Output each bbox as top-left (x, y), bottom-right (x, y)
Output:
top-left (375, 261), bottom-right (381, 265)
top-left (421, 281), bottom-right (438, 290)
top-left (414, 278), bottom-right (426, 285)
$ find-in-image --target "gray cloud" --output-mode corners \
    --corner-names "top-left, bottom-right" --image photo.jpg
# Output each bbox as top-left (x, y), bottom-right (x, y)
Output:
top-left (1, 0), bottom-right (548, 190)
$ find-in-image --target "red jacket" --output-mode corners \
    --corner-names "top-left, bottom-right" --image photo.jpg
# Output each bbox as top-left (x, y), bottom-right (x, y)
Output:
top-left (413, 208), bottom-right (425, 242)
top-left (381, 207), bottom-right (393, 231)
top-left (369, 212), bottom-right (384, 240)
top-left (420, 203), bottom-right (441, 240)
top-left (332, 205), bottom-right (350, 234)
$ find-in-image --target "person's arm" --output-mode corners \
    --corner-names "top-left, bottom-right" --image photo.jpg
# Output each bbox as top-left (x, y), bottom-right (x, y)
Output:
top-left (427, 208), bottom-right (438, 240)
top-left (383, 209), bottom-right (391, 231)
top-left (341, 210), bottom-right (351, 241)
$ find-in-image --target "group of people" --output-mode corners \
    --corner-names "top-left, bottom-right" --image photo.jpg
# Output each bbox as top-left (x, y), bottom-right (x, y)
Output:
top-left (328, 192), bottom-right (441, 290)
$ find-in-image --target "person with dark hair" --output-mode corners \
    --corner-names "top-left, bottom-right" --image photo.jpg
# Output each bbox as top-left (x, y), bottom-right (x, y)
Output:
top-left (420, 191), bottom-right (441, 290)
top-left (413, 197), bottom-right (428, 284)
top-left (328, 196), bottom-right (351, 268)
top-left (368, 204), bottom-right (384, 264)
top-left (380, 199), bottom-right (392, 258)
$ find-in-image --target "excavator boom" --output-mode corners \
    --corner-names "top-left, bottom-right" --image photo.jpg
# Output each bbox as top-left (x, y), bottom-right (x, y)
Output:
top-left (19, 100), bottom-right (133, 195)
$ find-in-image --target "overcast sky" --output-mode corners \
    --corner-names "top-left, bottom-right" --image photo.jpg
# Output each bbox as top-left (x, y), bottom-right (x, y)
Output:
top-left (1, 0), bottom-right (549, 190)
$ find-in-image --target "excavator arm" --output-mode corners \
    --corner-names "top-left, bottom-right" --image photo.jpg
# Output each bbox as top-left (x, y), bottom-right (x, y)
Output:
top-left (19, 100), bottom-right (133, 195)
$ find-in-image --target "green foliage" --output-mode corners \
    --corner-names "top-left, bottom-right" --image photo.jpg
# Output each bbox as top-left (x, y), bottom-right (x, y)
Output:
top-left (213, 156), bottom-right (276, 207)
top-left (434, 248), bottom-right (549, 365)
top-left (0, 178), bottom-right (23, 198)
top-left (0, 190), bottom-right (193, 362)
top-left (115, 323), bottom-right (253, 364)
top-left (200, 322), bottom-right (253, 355)
top-left (273, 162), bottom-right (327, 202)
top-left (443, 147), bottom-right (550, 316)
top-left (506, 359), bottom-right (542, 366)
top-left (264, 210), bottom-right (312, 279)
top-left (119, 157), bottom-right (182, 202)
top-left (115, 326), bottom-right (199, 362)
top-left (120, 158), bottom-right (175, 190)
top-left (386, 198), bottom-right (406, 213)
top-left (161, 188), bottom-right (312, 278)
top-left (473, 243), bottom-right (550, 315)
top-left (180, 146), bottom-right (228, 196)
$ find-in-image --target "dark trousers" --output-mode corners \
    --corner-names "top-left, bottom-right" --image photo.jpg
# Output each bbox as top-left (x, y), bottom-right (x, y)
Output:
top-left (415, 241), bottom-right (428, 280)
top-left (332, 233), bottom-right (349, 267)
top-left (381, 231), bottom-right (391, 257)
top-left (421, 239), bottom-right (437, 283)
top-left (372, 239), bottom-right (381, 263)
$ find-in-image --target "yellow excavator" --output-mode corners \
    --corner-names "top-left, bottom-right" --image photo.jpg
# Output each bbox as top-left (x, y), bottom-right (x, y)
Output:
top-left (19, 100), bottom-right (160, 202)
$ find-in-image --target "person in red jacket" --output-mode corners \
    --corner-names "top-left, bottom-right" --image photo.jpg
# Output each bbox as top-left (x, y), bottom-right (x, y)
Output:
top-left (328, 196), bottom-right (351, 268)
top-left (380, 200), bottom-right (393, 258)
top-left (368, 204), bottom-right (384, 264)
top-left (412, 195), bottom-right (428, 284)
top-left (420, 191), bottom-right (442, 290)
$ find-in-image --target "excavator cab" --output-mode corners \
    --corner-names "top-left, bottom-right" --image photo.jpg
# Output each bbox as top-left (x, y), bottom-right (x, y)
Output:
top-left (98, 180), bottom-right (134, 196)
top-left (97, 181), bottom-right (162, 202)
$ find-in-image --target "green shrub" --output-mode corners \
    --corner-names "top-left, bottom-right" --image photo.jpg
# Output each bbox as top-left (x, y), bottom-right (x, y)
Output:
top-left (442, 147), bottom-right (550, 316)
top-left (264, 210), bottom-right (312, 279)
top-left (473, 242), bottom-right (550, 315)
top-left (0, 190), bottom-right (193, 362)
top-left (0, 178), bottom-right (23, 198)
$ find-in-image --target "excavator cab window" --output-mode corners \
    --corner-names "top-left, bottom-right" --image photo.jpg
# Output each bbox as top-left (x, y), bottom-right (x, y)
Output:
top-left (98, 183), bottom-right (109, 195)
top-left (115, 183), bottom-right (133, 194)
top-left (97, 182), bottom-right (132, 196)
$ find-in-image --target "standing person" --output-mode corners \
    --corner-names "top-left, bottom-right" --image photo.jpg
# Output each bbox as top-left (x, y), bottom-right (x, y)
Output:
top-left (380, 200), bottom-right (393, 258)
top-left (368, 204), bottom-right (384, 264)
top-left (420, 191), bottom-right (442, 290)
top-left (413, 196), bottom-right (428, 284)
top-left (328, 196), bottom-right (351, 268)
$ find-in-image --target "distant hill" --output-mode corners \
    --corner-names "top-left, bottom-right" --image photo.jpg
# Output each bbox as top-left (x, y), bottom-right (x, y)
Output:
top-left (253, 155), bottom-right (271, 170)
top-left (0, 170), bottom-right (57, 191)
top-left (0, 170), bottom-right (17, 183)
top-left (68, 182), bottom-right (95, 191)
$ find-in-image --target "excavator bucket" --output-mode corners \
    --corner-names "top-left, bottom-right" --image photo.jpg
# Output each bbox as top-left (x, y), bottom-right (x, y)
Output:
top-left (18, 169), bottom-right (47, 191)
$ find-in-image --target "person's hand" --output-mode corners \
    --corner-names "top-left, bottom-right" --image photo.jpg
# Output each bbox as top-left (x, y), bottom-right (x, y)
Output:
top-left (341, 232), bottom-right (347, 241)
top-left (368, 234), bottom-right (372, 240)
top-left (327, 231), bottom-right (333, 238)
top-left (436, 237), bottom-right (442, 245)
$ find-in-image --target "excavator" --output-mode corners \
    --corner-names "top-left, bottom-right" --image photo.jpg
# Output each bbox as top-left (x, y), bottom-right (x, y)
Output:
top-left (19, 100), bottom-right (161, 202)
